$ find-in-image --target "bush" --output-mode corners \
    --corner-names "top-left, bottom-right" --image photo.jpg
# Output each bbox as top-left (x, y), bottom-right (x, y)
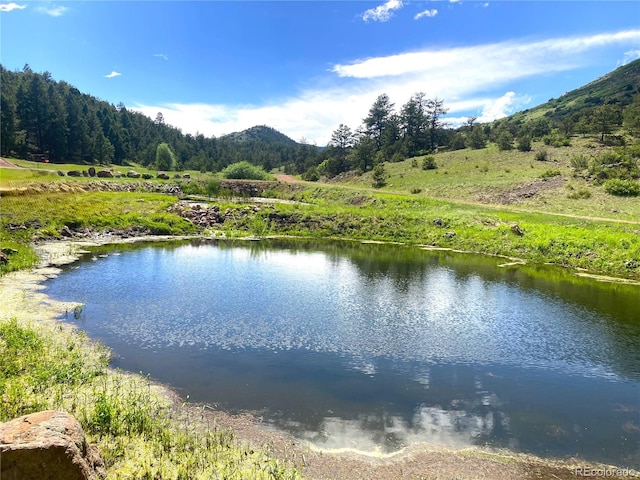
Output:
top-left (535, 149), bottom-right (549, 161)
top-left (497, 131), bottom-right (514, 151)
top-left (540, 169), bottom-right (561, 179)
top-left (421, 155), bottom-right (437, 170)
top-left (567, 189), bottom-right (592, 199)
top-left (371, 163), bottom-right (387, 188)
top-left (221, 161), bottom-right (269, 180)
top-left (570, 154), bottom-right (589, 171)
top-left (603, 179), bottom-right (640, 196)
top-left (517, 135), bottom-right (532, 152)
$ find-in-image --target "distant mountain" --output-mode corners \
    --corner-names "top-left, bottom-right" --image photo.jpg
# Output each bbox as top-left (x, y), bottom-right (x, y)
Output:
top-left (222, 125), bottom-right (298, 146)
top-left (510, 59), bottom-right (640, 124)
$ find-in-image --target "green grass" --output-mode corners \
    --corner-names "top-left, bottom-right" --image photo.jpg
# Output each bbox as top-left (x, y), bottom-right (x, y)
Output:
top-left (340, 138), bottom-right (640, 222)
top-left (0, 316), bottom-right (301, 479)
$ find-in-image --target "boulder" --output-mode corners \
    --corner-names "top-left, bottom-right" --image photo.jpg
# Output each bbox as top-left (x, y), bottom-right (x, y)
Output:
top-left (127, 170), bottom-right (141, 178)
top-left (157, 172), bottom-right (170, 180)
top-left (67, 170), bottom-right (82, 177)
top-left (96, 170), bottom-right (114, 178)
top-left (141, 173), bottom-right (153, 180)
top-left (511, 224), bottom-right (525, 236)
top-left (88, 167), bottom-right (96, 177)
top-left (182, 173), bottom-right (190, 179)
top-left (0, 410), bottom-right (106, 480)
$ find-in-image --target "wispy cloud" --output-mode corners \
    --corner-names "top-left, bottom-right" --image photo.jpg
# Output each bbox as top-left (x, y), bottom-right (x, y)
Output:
top-left (132, 30), bottom-right (640, 145)
top-left (154, 53), bottom-right (169, 61)
top-left (621, 49), bottom-right (640, 65)
top-left (105, 71), bottom-right (122, 79)
top-left (362, 0), bottom-right (403, 23)
top-left (414, 9), bottom-right (438, 20)
top-left (36, 4), bottom-right (68, 16)
top-left (0, 2), bottom-right (26, 12)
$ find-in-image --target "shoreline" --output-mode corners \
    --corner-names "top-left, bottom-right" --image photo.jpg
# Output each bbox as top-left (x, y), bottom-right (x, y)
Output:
top-left (2, 238), bottom-right (637, 479)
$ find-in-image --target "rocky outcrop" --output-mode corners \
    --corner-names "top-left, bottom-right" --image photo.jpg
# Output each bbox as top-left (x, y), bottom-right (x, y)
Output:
top-left (0, 410), bottom-right (106, 480)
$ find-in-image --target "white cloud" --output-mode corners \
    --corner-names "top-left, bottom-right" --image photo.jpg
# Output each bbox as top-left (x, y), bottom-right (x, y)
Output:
top-left (621, 49), bottom-right (640, 65)
top-left (331, 30), bottom-right (640, 79)
top-left (36, 4), bottom-right (68, 16)
top-left (362, 0), bottom-right (403, 23)
top-left (105, 71), bottom-right (122, 79)
top-left (415, 9), bottom-right (438, 20)
top-left (154, 53), bottom-right (169, 61)
top-left (0, 2), bottom-right (26, 12)
top-left (132, 29), bottom-right (640, 145)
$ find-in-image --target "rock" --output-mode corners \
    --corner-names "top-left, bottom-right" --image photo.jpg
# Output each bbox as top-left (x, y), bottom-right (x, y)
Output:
top-left (60, 225), bottom-right (74, 237)
top-left (141, 173), bottom-right (153, 180)
top-left (96, 170), bottom-right (114, 178)
top-left (0, 252), bottom-right (8, 265)
top-left (57, 170), bottom-right (66, 176)
top-left (157, 172), bottom-right (170, 180)
top-left (182, 173), bottom-right (190, 179)
top-left (511, 224), bottom-right (525, 236)
top-left (1, 247), bottom-right (19, 255)
top-left (443, 231), bottom-right (456, 239)
top-left (127, 170), bottom-right (141, 178)
top-left (433, 218), bottom-right (443, 227)
top-left (88, 167), bottom-right (96, 177)
top-left (67, 170), bottom-right (82, 177)
top-left (0, 410), bottom-right (106, 480)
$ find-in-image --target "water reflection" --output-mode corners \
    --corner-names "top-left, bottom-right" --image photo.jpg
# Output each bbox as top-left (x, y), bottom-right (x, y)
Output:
top-left (46, 239), bottom-right (640, 467)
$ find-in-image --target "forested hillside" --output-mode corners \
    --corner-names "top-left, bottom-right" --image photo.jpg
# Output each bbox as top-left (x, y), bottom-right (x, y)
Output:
top-left (0, 65), bottom-right (313, 172)
top-left (2, 60), bottom-right (639, 177)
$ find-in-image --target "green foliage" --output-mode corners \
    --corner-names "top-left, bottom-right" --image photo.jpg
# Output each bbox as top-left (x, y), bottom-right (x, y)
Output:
top-left (421, 155), bottom-right (437, 170)
top-left (567, 188), bottom-right (592, 199)
top-left (517, 135), bottom-right (532, 152)
top-left (540, 169), bottom-right (561, 179)
top-left (497, 130), bottom-right (514, 151)
top-left (603, 178), bottom-right (640, 196)
top-left (156, 142), bottom-right (176, 171)
top-left (371, 163), bottom-right (387, 188)
top-left (589, 150), bottom-right (639, 181)
top-left (535, 149), bottom-right (549, 161)
top-left (570, 154), bottom-right (589, 171)
top-left (222, 161), bottom-right (270, 180)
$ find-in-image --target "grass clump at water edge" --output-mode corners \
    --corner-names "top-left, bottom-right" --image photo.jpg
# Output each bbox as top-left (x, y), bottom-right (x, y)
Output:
top-left (0, 316), bottom-right (301, 480)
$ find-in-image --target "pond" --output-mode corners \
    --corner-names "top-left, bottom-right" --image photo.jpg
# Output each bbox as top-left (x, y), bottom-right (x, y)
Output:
top-left (44, 239), bottom-right (640, 468)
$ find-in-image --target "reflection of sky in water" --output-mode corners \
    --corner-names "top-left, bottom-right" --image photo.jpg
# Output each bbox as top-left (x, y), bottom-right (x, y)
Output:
top-left (46, 242), bottom-right (640, 467)
top-left (77, 245), bottom-right (628, 379)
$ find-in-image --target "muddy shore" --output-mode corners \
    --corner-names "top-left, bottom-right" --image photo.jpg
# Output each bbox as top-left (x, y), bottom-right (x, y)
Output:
top-left (1, 238), bottom-right (634, 480)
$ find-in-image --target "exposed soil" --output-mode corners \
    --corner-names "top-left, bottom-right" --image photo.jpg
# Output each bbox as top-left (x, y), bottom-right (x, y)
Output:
top-left (477, 176), bottom-right (566, 205)
top-left (2, 239), bottom-right (637, 479)
top-left (0, 157), bottom-right (22, 168)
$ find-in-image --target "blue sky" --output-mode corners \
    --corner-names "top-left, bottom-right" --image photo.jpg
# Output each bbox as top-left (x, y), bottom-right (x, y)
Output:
top-left (1, 1), bottom-right (639, 144)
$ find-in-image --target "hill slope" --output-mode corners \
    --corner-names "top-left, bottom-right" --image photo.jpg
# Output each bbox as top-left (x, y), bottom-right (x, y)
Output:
top-left (511, 59), bottom-right (640, 124)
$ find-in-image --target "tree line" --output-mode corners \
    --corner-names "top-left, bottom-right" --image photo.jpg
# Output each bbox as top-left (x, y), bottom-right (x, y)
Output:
top-left (2, 64), bottom-right (638, 178)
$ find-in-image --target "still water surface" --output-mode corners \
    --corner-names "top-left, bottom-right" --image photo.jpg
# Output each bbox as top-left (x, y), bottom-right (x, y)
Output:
top-left (44, 239), bottom-right (640, 467)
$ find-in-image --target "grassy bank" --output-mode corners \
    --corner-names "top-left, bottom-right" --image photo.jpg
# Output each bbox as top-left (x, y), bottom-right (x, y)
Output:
top-left (1, 184), bottom-right (639, 280)
top-left (0, 310), bottom-right (300, 479)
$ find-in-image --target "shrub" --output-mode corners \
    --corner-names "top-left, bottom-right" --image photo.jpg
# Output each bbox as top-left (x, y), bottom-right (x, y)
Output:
top-left (221, 161), bottom-right (269, 180)
top-left (540, 169), bottom-right (561, 179)
top-left (570, 154), bottom-right (589, 171)
top-left (410, 188), bottom-right (422, 194)
top-left (567, 189), bottom-right (592, 199)
top-left (517, 135), bottom-right (532, 152)
top-left (535, 149), bottom-right (549, 161)
top-left (603, 179), bottom-right (640, 196)
top-left (421, 155), bottom-right (437, 170)
top-left (371, 163), bottom-right (387, 188)
top-left (497, 131), bottom-right (514, 151)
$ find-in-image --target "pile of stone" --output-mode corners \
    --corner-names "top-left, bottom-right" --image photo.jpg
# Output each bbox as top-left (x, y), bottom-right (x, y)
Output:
top-left (168, 201), bottom-right (266, 228)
